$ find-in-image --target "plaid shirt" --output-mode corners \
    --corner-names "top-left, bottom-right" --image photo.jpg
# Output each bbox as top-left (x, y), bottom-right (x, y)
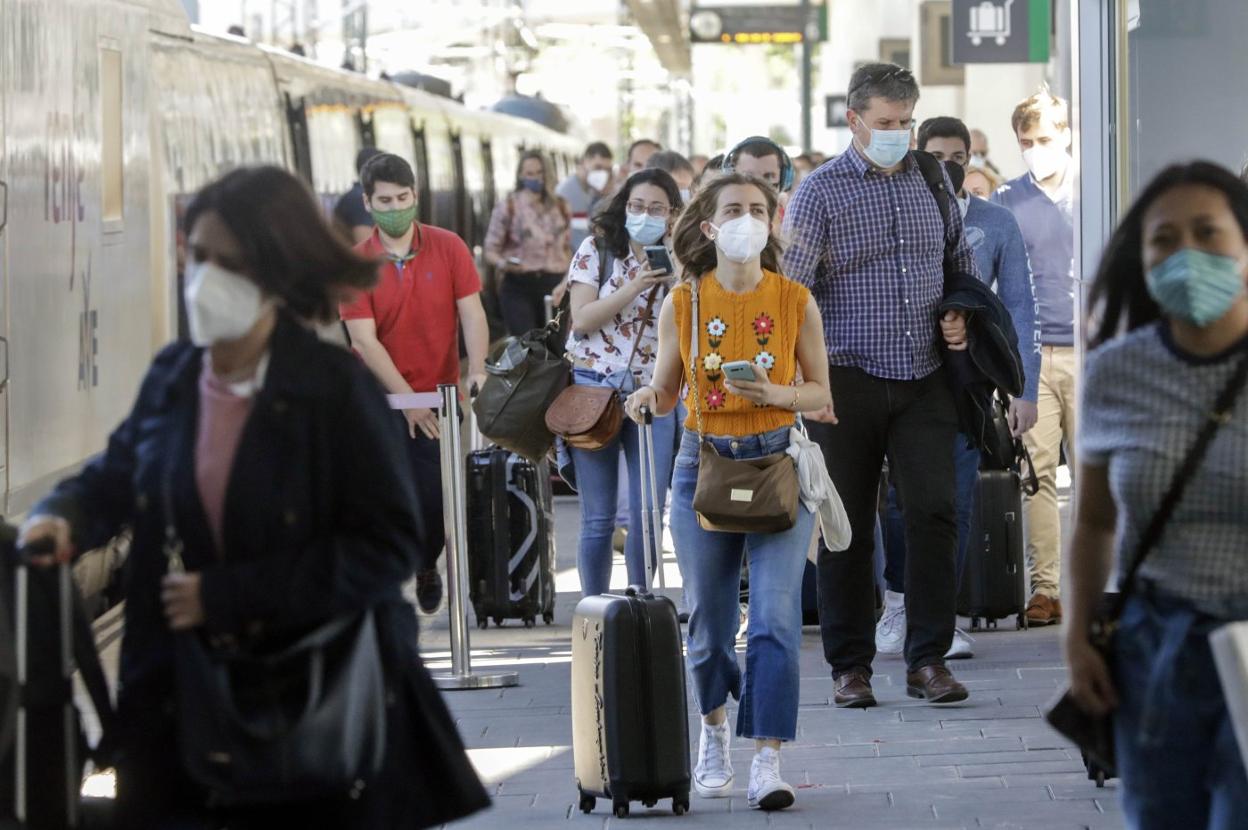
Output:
top-left (781, 148), bottom-right (980, 380)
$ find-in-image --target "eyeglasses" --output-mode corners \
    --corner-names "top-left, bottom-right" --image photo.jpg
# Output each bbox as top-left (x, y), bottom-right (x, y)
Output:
top-left (626, 201), bottom-right (671, 218)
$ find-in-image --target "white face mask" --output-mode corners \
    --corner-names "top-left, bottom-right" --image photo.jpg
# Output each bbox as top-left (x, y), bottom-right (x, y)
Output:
top-left (957, 195), bottom-right (970, 218)
top-left (969, 153), bottom-right (987, 168)
top-left (184, 259), bottom-right (267, 347)
top-left (1022, 144), bottom-right (1067, 182)
top-left (710, 215), bottom-right (770, 264)
top-left (586, 169), bottom-right (611, 192)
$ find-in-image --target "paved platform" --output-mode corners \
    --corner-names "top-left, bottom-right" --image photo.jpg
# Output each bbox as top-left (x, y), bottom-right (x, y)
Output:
top-left (420, 495), bottom-right (1124, 830)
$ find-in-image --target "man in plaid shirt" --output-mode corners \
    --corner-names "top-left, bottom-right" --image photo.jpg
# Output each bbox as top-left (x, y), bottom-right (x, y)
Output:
top-left (781, 63), bottom-right (975, 709)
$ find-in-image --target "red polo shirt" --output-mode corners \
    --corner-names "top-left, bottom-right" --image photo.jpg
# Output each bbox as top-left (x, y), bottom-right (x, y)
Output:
top-left (340, 225), bottom-right (481, 393)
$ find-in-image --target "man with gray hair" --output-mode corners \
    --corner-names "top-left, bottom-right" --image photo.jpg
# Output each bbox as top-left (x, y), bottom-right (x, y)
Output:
top-left (782, 62), bottom-right (975, 709)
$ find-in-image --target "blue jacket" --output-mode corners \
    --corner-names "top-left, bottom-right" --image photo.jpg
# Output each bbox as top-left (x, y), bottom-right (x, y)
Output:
top-left (964, 196), bottom-right (1041, 402)
top-left (34, 314), bottom-right (489, 826)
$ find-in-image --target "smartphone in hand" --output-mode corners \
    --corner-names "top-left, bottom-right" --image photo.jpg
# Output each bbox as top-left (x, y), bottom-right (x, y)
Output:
top-left (722, 360), bottom-right (757, 383)
top-left (643, 245), bottom-right (675, 277)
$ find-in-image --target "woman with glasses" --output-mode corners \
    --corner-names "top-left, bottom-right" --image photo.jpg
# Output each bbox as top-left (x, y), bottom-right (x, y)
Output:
top-left (564, 168), bottom-right (684, 596)
top-left (485, 150), bottom-right (572, 336)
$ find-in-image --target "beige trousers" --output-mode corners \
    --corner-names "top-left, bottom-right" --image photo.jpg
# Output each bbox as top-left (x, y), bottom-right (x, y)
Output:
top-left (1022, 346), bottom-right (1078, 599)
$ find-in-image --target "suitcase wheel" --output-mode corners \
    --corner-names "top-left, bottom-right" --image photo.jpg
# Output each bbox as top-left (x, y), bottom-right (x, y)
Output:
top-left (969, 616), bottom-right (982, 631)
top-left (613, 798), bottom-right (629, 818)
top-left (478, 618), bottom-right (489, 630)
top-left (493, 615), bottom-right (505, 627)
top-left (523, 617), bottom-right (536, 629)
top-left (578, 792), bottom-right (596, 814)
top-left (673, 795), bottom-right (689, 815)
top-left (1017, 613), bottom-right (1029, 631)
top-left (543, 611), bottom-right (554, 625)
top-left (1095, 770), bottom-right (1106, 788)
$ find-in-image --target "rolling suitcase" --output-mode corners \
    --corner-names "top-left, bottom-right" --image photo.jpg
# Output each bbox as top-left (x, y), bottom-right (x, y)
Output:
top-left (465, 447), bottom-right (557, 628)
top-left (957, 468), bottom-right (1029, 631)
top-left (0, 535), bottom-right (115, 829)
top-left (571, 407), bottom-right (691, 818)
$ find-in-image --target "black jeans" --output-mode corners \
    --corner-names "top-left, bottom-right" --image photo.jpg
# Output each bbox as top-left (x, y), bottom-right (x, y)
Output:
top-left (499, 271), bottom-right (564, 337)
top-left (402, 415), bottom-right (445, 572)
top-left (807, 365), bottom-right (958, 675)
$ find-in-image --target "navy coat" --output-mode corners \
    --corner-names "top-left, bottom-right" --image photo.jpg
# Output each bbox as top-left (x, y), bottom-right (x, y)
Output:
top-left (35, 314), bottom-right (489, 828)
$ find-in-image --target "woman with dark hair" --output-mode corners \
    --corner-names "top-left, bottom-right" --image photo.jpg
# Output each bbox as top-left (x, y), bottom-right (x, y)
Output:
top-left (18, 166), bottom-right (490, 828)
top-left (484, 150), bottom-right (572, 335)
top-left (1067, 160), bottom-right (1248, 828)
top-left (563, 168), bottom-right (683, 597)
top-left (624, 173), bottom-right (830, 811)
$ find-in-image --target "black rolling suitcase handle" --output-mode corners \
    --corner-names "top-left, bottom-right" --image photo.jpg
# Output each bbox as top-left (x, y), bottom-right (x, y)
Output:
top-left (12, 539), bottom-right (117, 827)
top-left (636, 406), bottom-right (662, 595)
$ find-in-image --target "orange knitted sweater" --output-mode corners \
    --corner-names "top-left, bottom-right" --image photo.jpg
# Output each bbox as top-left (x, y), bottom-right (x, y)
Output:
top-left (672, 269), bottom-right (810, 436)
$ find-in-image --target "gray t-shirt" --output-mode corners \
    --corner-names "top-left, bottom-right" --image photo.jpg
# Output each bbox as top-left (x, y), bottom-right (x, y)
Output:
top-left (1081, 323), bottom-right (1248, 617)
top-left (557, 174), bottom-right (599, 252)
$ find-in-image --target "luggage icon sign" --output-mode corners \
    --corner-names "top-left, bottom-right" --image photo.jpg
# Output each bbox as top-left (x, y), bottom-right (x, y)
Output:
top-left (969, 0), bottom-right (1013, 46)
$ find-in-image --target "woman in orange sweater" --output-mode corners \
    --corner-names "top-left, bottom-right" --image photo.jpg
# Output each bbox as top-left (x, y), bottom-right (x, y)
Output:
top-left (625, 174), bottom-right (831, 811)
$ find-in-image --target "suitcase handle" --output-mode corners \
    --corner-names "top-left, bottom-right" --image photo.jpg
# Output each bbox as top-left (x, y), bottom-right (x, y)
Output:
top-left (636, 406), bottom-right (663, 593)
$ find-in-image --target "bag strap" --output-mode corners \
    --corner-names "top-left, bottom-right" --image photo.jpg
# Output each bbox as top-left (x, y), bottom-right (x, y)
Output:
top-left (594, 236), bottom-right (615, 289)
top-left (621, 286), bottom-right (661, 381)
top-left (1112, 350), bottom-right (1248, 618)
top-left (913, 150), bottom-right (956, 271)
top-left (688, 279), bottom-right (705, 438)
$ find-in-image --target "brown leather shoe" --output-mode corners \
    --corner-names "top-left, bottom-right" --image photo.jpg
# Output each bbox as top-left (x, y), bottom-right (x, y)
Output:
top-left (834, 668), bottom-right (877, 708)
top-left (1026, 593), bottom-right (1063, 626)
top-left (906, 664), bottom-right (969, 704)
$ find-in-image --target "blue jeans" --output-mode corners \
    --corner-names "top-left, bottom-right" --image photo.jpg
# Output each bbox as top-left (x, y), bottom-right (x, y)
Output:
top-left (1113, 593), bottom-right (1248, 829)
top-left (569, 370), bottom-right (676, 597)
top-left (670, 427), bottom-right (814, 741)
top-left (882, 435), bottom-right (980, 594)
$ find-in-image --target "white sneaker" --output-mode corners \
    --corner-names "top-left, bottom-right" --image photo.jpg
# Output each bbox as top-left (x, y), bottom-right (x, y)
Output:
top-left (736, 602), bottom-right (749, 640)
top-left (945, 627), bottom-right (975, 660)
top-left (693, 719), bottom-right (733, 798)
top-left (875, 590), bottom-right (906, 656)
top-left (747, 747), bottom-right (795, 811)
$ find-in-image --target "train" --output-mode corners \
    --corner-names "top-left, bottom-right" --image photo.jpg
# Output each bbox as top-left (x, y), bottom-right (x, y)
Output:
top-left (0, 0), bottom-right (582, 525)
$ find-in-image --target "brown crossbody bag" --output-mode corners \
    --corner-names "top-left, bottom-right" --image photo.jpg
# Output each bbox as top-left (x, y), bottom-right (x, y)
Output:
top-left (686, 277), bottom-right (799, 533)
top-left (545, 280), bottom-right (661, 451)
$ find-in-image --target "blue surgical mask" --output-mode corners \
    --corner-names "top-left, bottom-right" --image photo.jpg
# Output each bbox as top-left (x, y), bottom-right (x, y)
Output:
top-left (1146, 247), bottom-right (1246, 327)
top-left (856, 121), bottom-right (911, 169)
top-left (521, 177), bottom-right (543, 193)
top-left (626, 211), bottom-right (667, 245)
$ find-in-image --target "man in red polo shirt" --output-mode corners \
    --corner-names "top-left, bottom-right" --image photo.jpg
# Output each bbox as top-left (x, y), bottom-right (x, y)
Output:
top-left (340, 153), bottom-right (489, 613)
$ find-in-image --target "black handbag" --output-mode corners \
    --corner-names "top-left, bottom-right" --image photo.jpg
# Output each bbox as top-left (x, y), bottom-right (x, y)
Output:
top-left (1044, 350), bottom-right (1248, 776)
top-left (473, 314), bottom-right (571, 462)
top-left (162, 460), bottom-right (387, 806)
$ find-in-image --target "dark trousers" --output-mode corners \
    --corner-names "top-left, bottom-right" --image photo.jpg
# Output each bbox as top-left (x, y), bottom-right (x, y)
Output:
top-left (807, 365), bottom-right (959, 675)
top-left (499, 271), bottom-right (564, 337)
top-left (403, 417), bottom-right (445, 571)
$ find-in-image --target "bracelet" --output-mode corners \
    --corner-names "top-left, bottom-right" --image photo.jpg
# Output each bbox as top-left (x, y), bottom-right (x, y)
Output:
top-left (791, 386), bottom-right (799, 411)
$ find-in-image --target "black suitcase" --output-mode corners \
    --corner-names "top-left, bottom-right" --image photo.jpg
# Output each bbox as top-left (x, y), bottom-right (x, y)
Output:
top-left (958, 468), bottom-right (1029, 631)
top-left (571, 408), bottom-right (691, 819)
top-left (465, 447), bottom-right (557, 628)
top-left (0, 535), bottom-right (115, 829)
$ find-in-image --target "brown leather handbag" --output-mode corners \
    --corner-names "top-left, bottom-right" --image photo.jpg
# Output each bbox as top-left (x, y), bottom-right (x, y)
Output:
top-left (686, 278), bottom-right (799, 534)
top-left (545, 283), bottom-right (661, 451)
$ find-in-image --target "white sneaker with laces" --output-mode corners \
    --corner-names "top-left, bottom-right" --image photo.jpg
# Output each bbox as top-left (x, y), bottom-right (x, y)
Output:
top-left (747, 747), bottom-right (795, 811)
top-left (875, 590), bottom-right (906, 656)
top-left (945, 627), bottom-right (975, 659)
top-left (693, 719), bottom-right (733, 798)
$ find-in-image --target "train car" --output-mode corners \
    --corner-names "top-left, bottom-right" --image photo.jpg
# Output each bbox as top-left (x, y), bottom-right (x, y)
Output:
top-left (0, 0), bottom-right (579, 547)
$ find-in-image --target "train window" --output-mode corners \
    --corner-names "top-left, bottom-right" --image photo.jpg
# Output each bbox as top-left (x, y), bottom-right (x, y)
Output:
top-left (100, 45), bottom-right (124, 223)
top-left (411, 124), bottom-right (433, 225)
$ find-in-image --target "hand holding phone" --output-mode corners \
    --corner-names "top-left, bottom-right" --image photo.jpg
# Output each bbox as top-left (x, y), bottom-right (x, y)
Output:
top-left (643, 245), bottom-right (675, 277)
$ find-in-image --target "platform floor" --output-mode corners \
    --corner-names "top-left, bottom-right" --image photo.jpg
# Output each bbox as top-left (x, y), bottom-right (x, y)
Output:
top-left (417, 491), bottom-right (1124, 830)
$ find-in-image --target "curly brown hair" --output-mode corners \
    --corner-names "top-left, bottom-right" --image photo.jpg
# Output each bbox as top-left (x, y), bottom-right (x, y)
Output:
top-left (671, 173), bottom-right (784, 279)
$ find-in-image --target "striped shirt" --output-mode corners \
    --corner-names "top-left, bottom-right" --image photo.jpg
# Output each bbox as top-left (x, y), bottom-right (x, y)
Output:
top-left (781, 148), bottom-right (980, 380)
top-left (1081, 323), bottom-right (1248, 618)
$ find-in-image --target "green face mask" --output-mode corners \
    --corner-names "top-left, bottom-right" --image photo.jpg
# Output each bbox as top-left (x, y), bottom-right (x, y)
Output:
top-left (370, 203), bottom-right (418, 238)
